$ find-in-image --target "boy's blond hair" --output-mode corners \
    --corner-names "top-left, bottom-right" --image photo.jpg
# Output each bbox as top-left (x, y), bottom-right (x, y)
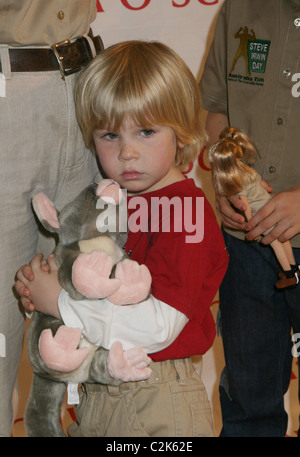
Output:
top-left (75, 40), bottom-right (205, 168)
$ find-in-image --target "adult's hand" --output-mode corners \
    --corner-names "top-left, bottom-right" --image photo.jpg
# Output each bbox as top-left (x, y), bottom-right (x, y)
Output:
top-left (245, 185), bottom-right (300, 244)
top-left (215, 194), bottom-right (247, 230)
top-left (215, 178), bottom-right (273, 231)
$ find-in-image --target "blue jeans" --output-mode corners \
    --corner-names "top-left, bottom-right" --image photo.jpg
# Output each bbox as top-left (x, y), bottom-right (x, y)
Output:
top-left (219, 230), bottom-right (300, 436)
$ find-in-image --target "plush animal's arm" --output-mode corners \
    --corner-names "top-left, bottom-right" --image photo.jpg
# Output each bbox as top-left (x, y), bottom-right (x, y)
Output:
top-left (35, 316), bottom-right (151, 384)
top-left (88, 342), bottom-right (152, 384)
top-left (72, 252), bottom-right (151, 305)
top-left (55, 245), bottom-right (86, 300)
top-left (26, 313), bottom-right (60, 376)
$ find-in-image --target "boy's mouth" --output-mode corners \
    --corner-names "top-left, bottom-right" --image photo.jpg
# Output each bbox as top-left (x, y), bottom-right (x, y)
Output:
top-left (121, 170), bottom-right (143, 180)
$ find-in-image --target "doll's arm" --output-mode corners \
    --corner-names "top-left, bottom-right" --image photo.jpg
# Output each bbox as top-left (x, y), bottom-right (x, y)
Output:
top-left (239, 195), bottom-right (252, 222)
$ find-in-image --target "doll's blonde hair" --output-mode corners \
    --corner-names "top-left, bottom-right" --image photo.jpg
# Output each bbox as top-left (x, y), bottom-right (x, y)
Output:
top-left (208, 127), bottom-right (258, 196)
top-left (75, 40), bottom-right (206, 168)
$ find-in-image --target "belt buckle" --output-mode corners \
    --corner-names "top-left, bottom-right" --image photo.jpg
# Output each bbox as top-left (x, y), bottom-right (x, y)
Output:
top-left (52, 39), bottom-right (80, 80)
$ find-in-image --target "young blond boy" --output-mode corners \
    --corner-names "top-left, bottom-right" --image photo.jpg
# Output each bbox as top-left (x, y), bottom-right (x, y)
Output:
top-left (16, 41), bottom-right (228, 436)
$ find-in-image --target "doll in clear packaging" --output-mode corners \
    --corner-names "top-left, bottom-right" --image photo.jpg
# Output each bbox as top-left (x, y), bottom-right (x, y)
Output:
top-left (208, 127), bottom-right (299, 289)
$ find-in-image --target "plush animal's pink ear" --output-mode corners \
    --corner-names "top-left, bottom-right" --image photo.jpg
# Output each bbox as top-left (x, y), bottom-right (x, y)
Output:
top-left (96, 179), bottom-right (123, 205)
top-left (32, 193), bottom-right (60, 231)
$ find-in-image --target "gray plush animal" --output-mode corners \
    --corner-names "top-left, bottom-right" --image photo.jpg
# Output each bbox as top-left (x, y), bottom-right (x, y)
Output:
top-left (25, 179), bottom-right (151, 437)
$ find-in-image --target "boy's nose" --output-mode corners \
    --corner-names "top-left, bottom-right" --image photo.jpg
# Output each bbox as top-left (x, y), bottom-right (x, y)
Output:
top-left (119, 142), bottom-right (139, 160)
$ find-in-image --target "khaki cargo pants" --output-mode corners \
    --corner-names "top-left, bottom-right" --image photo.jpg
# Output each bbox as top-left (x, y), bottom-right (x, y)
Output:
top-left (68, 357), bottom-right (214, 437)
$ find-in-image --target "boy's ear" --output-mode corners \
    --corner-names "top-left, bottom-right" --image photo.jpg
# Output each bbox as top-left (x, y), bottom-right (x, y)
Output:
top-left (177, 139), bottom-right (186, 150)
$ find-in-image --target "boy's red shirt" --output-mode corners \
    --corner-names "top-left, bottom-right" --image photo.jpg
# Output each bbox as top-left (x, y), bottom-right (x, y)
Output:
top-left (125, 178), bottom-right (228, 361)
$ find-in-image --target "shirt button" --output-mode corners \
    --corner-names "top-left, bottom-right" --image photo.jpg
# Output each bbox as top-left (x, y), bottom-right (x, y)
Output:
top-left (294, 18), bottom-right (300, 27)
top-left (277, 117), bottom-right (284, 125)
top-left (283, 68), bottom-right (291, 77)
top-left (57, 11), bottom-right (65, 20)
top-left (269, 165), bottom-right (276, 174)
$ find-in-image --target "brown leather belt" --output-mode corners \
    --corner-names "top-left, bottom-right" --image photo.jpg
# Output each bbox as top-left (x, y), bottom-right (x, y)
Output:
top-left (0, 32), bottom-right (104, 79)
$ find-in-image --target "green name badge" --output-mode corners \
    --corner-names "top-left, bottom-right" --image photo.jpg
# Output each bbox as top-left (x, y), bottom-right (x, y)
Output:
top-left (248, 39), bottom-right (271, 73)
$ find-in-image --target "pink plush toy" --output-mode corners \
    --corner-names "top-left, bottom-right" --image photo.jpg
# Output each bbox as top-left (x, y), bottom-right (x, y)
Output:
top-left (25, 179), bottom-right (152, 437)
top-left (34, 179), bottom-right (151, 372)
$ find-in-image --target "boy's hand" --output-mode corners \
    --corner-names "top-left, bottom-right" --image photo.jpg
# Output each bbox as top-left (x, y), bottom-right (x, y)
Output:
top-left (245, 186), bottom-right (300, 244)
top-left (15, 253), bottom-right (45, 313)
top-left (15, 254), bottom-right (62, 318)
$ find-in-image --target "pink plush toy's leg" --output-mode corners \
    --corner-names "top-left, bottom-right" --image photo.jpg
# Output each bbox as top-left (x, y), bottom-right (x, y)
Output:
top-left (72, 251), bottom-right (121, 298)
top-left (107, 341), bottom-right (152, 382)
top-left (107, 259), bottom-right (152, 305)
top-left (38, 326), bottom-right (89, 372)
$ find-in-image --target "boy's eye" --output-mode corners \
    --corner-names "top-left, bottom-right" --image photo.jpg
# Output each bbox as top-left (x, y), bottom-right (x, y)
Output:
top-left (140, 129), bottom-right (154, 137)
top-left (104, 132), bottom-right (118, 140)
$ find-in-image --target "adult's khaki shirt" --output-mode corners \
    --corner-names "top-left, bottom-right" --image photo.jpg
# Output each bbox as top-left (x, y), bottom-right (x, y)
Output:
top-left (201, 0), bottom-right (300, 247)
top-left (0, 0), bottom-right (97, 46)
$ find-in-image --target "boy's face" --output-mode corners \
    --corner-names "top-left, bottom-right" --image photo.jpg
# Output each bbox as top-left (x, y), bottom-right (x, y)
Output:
top-left (93, 119), bottom-right (185, 194)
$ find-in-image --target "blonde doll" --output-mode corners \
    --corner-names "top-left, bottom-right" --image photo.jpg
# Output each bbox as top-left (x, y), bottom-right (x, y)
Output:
top-left (209, 127), bottom-right (299, 289)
